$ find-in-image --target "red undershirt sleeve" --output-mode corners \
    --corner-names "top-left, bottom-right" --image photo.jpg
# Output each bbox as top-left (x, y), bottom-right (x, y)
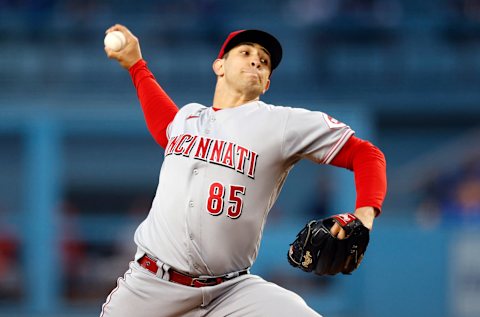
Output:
top-left (329, 135), bottom-right (387, 215)
top-left (128, 59), bottom-right (179, 148)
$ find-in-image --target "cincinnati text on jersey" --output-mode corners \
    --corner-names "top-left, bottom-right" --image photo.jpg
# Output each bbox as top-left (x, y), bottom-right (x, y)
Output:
top-left (165, 134), bottom-right (258, 179)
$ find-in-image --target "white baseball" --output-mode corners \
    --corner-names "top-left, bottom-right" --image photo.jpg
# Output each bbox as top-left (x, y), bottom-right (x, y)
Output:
top-left (104, 31), bottom-right (127, 51)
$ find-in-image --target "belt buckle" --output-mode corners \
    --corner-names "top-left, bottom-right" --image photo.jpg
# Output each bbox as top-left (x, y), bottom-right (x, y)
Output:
top-left (191, 276), bottom-right (221, 287)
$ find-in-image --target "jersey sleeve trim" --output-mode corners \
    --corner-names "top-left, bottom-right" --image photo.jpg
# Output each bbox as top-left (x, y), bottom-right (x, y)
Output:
top-left (321, 129), bottom-right (355, 164)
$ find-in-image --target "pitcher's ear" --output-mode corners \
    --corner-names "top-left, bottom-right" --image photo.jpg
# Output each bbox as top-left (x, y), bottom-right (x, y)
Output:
top-left (263, 79), bottom-right (271, 94)
top-left (212, 59), bottom-right (224, 76)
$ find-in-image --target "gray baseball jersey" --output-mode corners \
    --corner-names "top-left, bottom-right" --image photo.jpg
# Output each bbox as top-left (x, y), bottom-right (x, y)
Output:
top-left (133, 100), bottom-right (354, 276)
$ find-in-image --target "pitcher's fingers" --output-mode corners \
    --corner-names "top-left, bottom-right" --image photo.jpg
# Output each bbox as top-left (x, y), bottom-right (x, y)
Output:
top-left (106, 24), bottom-right (122, 33)
top-left (330, 223), bottom-right (347, 240)
top-left (104, 47), bottom-right (120, 59)
top-left (330, 223), bottom-right (340, 236)
top-left (105, 25), bottom-right (118, 34)
top-left (108, 24), bottom-right (136, 40)
top-left (118, 25), bottom-right (136, 38)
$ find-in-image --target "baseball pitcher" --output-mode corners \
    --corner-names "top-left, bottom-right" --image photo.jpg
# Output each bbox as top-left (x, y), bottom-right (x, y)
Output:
top-left (100, 24), bottom-right (387, 317)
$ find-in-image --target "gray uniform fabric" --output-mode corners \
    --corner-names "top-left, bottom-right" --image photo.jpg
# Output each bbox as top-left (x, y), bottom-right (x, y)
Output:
top-left (101, 100), bottom-right (353, 316)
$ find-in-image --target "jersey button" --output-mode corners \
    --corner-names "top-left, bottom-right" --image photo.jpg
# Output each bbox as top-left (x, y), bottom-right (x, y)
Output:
top-left (193, 169), bottom-right (199, 175)
top-left (189, 201), bottom-right (194, 207)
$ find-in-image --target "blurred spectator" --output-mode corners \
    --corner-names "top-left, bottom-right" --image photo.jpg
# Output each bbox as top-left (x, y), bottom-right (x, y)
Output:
top-left (284, 0), bottom-right (402, 27)
top-left (442, 157), bottom-right (480, 222)
top-left (339, 0), bottom-right (403, 26)
top-left (0, 216), bottom-right (22, 302)
top-left (111, 193), bottom-right (151, 259)
top-left (417, 155), bottom-right (480, 228)
top-left (448, 0), bottom-right (480, 22)
top-left (283, 0), bottom-right (340, 27)
top-left (59, 200), bottom-right (87, 301)
top-left (58, 192), bottom-right (152, 303)
top-left (416, 175), bottom-right (444, 229)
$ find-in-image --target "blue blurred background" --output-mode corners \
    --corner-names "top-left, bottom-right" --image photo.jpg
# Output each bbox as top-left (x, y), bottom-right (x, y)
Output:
top-left (1, 0), bottom-right (480, 316)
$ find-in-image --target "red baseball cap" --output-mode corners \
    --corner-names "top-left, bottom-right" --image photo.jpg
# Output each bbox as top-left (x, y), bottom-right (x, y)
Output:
top-left (217, 30), bottom-right (283, 70)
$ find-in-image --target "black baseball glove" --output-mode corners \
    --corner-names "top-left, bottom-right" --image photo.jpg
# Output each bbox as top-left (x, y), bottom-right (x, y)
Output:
top-left (287, 213), bottom-right (370, 275)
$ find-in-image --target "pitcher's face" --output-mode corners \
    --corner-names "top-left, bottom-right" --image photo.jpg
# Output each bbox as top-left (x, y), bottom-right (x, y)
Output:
top-left (215, 43), bottom-right (271, 97)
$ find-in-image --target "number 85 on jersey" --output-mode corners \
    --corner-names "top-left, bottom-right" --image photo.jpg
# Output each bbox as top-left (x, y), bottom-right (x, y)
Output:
top-left (206, 182), bottom-right (246, 219)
